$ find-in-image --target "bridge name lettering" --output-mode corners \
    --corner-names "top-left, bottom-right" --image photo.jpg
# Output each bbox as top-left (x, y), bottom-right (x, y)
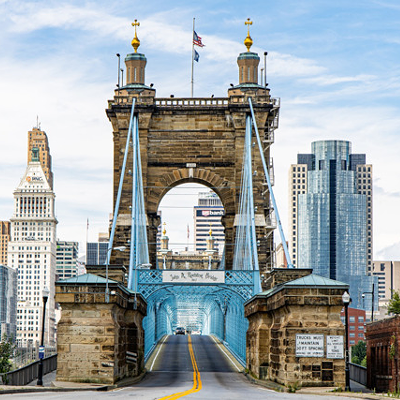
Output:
top-left (162, 270), bottom-right (225, 284)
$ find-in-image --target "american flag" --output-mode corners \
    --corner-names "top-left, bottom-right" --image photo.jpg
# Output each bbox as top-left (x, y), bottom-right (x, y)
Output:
top-left (193, 31), bottom-right (205, 47)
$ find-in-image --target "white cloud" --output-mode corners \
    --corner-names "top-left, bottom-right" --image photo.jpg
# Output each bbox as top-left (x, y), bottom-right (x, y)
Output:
top-left (377, 242), bottom-right (400, 261)
top-left (300, 74), bottom-right (376, 86)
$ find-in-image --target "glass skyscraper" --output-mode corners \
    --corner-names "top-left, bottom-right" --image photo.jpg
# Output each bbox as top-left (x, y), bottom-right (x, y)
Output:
top-left (289, 140), bottom-right (375, 308)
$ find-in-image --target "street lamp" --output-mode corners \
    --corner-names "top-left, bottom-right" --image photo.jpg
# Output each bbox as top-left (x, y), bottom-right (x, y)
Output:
top-left (362, 283), bottom-right (375, 322)
top-left (342, 291), bottom-right (351, 391)
top-left (105, 246), bottom-right (126, 303)
top-left (37, 287), bottom-right (49, 386)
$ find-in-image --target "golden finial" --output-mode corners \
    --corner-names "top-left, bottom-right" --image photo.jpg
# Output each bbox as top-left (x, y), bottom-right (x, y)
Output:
top-left (131, 19), bottom-right (141, 53)
top-left (244, 18), bottom-right (253, 52)
top-left (209, 223), bottom-right (213, 237)
top-left (162, 222), bottom-right (166, 236)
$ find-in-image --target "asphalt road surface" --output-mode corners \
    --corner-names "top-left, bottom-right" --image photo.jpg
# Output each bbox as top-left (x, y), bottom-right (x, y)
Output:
top-left (1, 335), bottom-right (356, 400)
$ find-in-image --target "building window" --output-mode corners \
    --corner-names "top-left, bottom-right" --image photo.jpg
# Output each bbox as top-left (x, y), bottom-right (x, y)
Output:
top-left (349, 316), bottom-right (355, 323)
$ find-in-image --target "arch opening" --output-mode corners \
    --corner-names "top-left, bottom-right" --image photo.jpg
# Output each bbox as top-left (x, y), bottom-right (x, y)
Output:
top-left (155, 182), bottom-right (226, 269)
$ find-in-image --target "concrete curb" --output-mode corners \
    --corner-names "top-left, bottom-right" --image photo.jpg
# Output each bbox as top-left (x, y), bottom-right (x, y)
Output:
top-left (243, 372), bottom-right (286, 392)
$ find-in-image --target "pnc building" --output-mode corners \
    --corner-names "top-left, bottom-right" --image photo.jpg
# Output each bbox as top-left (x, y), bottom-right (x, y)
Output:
top-left (8, 134), bottom-right (57, 347)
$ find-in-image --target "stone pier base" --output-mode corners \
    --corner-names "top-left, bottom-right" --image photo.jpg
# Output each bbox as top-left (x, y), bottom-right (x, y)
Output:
top-left (245, 268), bottom-right (347, 388)
top-left (55, 274), bottom-right (146, 384)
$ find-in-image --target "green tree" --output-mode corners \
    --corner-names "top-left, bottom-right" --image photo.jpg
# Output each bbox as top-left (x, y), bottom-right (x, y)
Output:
top-left (0, 334), bottom-right (16, 383)
top-left (388, 291), bottom-right (400, 315)
top-left (351, 340), bottom-right (366, 366)
top-left (361, 356), bottom-right (367, 367)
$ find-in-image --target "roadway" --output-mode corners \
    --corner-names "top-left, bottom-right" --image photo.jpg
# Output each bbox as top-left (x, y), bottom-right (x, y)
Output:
top-left (2, 335), bottom-right (357, 399)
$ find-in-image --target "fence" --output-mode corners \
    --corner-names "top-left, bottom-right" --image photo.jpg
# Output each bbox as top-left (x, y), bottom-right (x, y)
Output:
top-left (349, 362), bottom-right (367, 386)
top-left (0, 354), bottom-right (57, 386)
top-left (11, 346), bottom-right (56, 369)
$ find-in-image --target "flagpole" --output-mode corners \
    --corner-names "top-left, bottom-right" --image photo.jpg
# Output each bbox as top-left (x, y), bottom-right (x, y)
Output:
top-left (191, 17), bottom-right (195, 98)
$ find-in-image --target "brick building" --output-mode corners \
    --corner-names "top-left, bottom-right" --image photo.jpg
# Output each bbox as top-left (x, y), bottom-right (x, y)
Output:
top-left (366, 315), bottom-right (400, 392)
top-left (340, 307), bottom-right (366, 346)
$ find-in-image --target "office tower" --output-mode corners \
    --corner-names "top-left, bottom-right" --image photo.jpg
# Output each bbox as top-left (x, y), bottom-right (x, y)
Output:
top-left (56, 241), bottom-right (79, 280)
top-left (27, 127), bottom-right (53, 190)
top-left (0, 264), bottom-right (17, 339)
top-left (373, 261), bottom-right (400, 302)
top-left (8, 145), bottom-right (57, 346)
top-left (276, 242), bottom-right (288, 268)
top-left (193, 192), bottom-right (224, 253)
top-left (289, 140), bottom-right (374, 307)
top-left (86, 234), bottom-right (108, 265)
top-left (0, 221), bottom-right (11, 266)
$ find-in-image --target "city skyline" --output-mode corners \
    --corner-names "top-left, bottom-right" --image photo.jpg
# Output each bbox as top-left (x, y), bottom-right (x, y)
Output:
top-left (1, 1), bottom-right (399, 260)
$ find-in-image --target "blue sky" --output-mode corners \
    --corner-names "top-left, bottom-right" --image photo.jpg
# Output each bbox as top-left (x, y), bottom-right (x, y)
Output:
top-left (0, 0), bottom-right (399, 260)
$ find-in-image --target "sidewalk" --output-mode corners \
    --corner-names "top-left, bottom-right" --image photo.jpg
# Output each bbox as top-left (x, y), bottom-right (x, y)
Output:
top-left (1, 370), bottom-right (147, 394)
top-left (27, 371), bottom-right (56, 387)
top-left (297, 380), bottom-right (374, 397)
top-left (246, 374), bottom-right (379, 398)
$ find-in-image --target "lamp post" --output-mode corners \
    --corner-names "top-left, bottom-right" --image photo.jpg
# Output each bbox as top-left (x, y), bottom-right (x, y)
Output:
top-left (37, 287), bottom-right (49, 386)
top-left (105, 246), bottom-right (126, 303)
top-left (342, 291), bottom-right (351, 391)
top-left (362, 283), bottom-right (375, 322)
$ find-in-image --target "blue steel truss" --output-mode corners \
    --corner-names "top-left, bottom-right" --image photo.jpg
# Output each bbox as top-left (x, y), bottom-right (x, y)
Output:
top-left (138, 270), bottom-right (256, 363)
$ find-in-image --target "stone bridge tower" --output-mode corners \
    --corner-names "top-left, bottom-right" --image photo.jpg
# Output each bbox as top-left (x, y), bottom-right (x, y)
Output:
top-left (106, 20), bottom-right (280, 273)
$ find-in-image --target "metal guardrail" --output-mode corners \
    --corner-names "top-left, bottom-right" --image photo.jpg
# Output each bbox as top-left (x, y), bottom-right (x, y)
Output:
top-left (349, 362), bottom-right (367, 386)
top-left (0, 354), bottom-right (57, 386)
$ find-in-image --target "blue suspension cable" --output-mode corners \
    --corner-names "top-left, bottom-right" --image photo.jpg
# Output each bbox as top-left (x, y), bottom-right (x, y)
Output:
top-left (106, 98), bottom-right (136, 265)
top-left (128, 113), bottom-right (150, 291)
top-left (248, 97), bottom-right (293, 268)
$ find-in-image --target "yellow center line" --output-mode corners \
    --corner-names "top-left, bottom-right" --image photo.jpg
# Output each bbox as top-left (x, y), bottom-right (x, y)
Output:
top-left (158, 335), bottom-right (202, 400)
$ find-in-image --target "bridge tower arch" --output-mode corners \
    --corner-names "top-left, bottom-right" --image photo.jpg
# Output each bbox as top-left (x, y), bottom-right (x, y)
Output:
top-left (106, 23), bottom-right (280, 273)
